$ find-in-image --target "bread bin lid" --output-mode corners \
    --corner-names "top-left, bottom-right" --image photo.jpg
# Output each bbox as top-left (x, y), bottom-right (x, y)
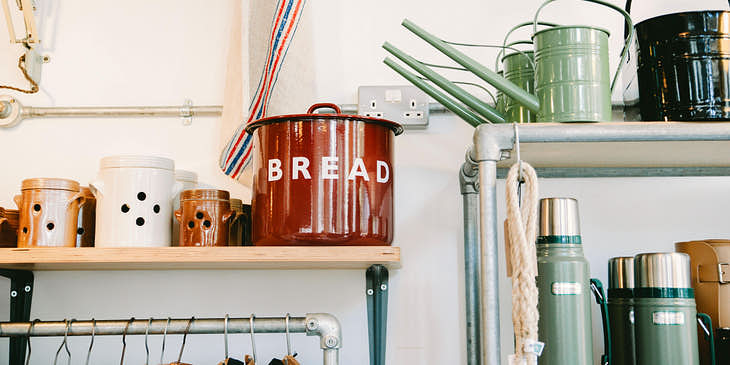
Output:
top-left (100, 155), bottom-right (175, 171)
top-left (609, 257), bottom-right (635, 289)
top-left (21, 178), bottom-right (80, 192)
top-left (245, 103), bottom-right (404, 135)
top-left (175, 170), bottom-right (199, 183)
top-left (180, 189), bottom-right (230, 202)
top-left (635, 252), bottom-right (691, 288)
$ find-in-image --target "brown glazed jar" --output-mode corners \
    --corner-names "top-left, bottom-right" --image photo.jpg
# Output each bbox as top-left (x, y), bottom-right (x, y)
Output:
top-left (174, 189), bottom-right (236, 246)
top-left (229, 198), bottom-right (243, 246)
top-left (15, 178), bottom-right (85, 247)
top-left (0, 208), bottom-right (19, 247)
top-left (76, 187), bottom-right (96, 247)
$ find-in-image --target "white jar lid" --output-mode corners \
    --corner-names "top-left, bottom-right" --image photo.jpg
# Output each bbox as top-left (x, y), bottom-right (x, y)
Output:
top-left (100, 155), bottom-right (175, 170)
top-left (175, 169), bottom-right (198, 183)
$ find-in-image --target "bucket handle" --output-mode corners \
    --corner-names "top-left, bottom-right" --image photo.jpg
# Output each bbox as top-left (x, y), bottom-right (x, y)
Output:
top-left (590, 278), bottom-right (612, 365)
top-left (697, 313), bottom-right (717, 365)
top-left (533, 0), bottom-right (634, 93)
top-left (495, 40), bottom-right (536, 73)
top-left (495, 21), bottom-right (560, 71)
top-left (307, 103), bottom-right (342, 114)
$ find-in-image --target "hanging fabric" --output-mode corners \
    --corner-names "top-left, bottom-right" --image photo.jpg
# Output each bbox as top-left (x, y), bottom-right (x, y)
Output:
top-left (219, 0), bottom-right (308, 180)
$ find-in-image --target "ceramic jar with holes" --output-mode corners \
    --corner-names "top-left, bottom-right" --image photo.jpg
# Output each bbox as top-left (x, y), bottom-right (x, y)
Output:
top-left (91, 156), bottom-right (181, 247)
top-left (172, 170), bottom-right (198, 246)
top-left (0, 208), bottom-right (19, 247)
top-left (76, 187), bottom-right (96, 247)
top-left (174, 189), bottom-right (235, 246)
top-left (15, 178), bottom-right (85, 247)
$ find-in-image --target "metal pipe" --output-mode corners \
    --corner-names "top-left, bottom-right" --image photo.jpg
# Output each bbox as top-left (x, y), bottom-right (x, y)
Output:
top-left (0, 317), bottom-right (306, 336)
top-left (323, 349), bottom-right (339, 365)
top-left (461, 157), bottom-right (482, 365)
top-left (21, 105), bottom-right (222, 119)
top-left (478, 160), bottom-right (501, 365)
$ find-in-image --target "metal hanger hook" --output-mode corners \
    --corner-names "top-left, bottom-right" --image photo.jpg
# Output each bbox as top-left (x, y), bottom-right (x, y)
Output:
top-left (224, 314), bottom-right (230, 359)
top-left (177, 316), bottom-right (194, 364)
top-left (285, 313), bottom-right (292, 356)
top-left (120, 317), bottom-right (134, 365)
top-left (160, 317), bottom-right (171, 365)
top-left (53, 318), bottom-right (73, 365)
top-left (513, 122), bottom-right (524, 183)
top-left (250, 314), bottom-right (258, 363)
top-left (144, 318), bottom-right (153, 365)
top-left (24, 319), bottom-right (38, 365)
top-left (85, 318), bottom-right (96, 365)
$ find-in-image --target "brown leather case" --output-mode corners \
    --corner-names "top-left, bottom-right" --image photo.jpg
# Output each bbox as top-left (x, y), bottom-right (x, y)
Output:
top-left (676, 239), bottom-right (730, 365)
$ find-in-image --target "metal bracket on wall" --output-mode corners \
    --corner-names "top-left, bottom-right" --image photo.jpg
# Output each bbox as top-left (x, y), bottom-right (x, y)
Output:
top-left (0, 269), bottom-right (34, 365)
top-left (366, 264), bottom-right (388, 365)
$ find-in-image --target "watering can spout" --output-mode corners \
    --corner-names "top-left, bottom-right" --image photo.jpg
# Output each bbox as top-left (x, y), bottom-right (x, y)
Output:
top-left (401, 19), bottom-right (540, 114)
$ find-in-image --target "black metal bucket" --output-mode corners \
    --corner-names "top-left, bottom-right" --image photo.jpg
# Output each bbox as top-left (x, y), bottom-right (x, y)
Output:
top-left (634, 11), bottom-right (730, 121)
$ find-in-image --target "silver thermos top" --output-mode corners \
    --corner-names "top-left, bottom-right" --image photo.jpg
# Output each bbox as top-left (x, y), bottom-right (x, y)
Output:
top-left (539, 197), bottom-right (581, 237)
top-left (608, 256), bottom-right (635, 289)
top-left (634, 252), bottom-right (691, 288)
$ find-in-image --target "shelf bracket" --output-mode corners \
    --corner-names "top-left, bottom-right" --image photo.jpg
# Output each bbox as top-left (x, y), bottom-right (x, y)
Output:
top-left (0, 269), bottom-right (33, 365)
top-left (366, 264), bottom-right (388, 365)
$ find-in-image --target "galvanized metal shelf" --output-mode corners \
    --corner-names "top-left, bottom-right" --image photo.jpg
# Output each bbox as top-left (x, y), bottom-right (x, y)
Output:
top-left (0, 246), bottom-right (401, 271)
top-left (460, 121), bottom-right (730, 365)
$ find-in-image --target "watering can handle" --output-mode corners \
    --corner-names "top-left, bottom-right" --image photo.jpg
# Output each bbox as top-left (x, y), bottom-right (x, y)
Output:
top-left (495, 21), bottom-right (560, 71)
top-left (697, 313), bottom-right (717, 365)
top-left (533, 0), bottom-right (634, 93)
top-left (590, 278), bottom-right (612, 365)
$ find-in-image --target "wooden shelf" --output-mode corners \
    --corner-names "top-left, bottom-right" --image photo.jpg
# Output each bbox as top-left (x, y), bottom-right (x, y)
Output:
top-left (0, 246), bottom-right (401, 271)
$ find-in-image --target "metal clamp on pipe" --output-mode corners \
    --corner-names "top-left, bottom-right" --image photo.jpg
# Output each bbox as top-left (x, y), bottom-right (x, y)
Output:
top-left (0, 95), bottom-right (223, 128)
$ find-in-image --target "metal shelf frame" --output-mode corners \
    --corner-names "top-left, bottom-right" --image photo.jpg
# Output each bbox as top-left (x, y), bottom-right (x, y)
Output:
top-left (460, 122), bottom-right (730, 365)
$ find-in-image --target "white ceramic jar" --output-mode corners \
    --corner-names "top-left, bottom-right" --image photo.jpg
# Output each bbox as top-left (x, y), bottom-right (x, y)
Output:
top-left (91, 156), bottom-right (181, 247)
top-left (172, 169), bottom-right (198, 245)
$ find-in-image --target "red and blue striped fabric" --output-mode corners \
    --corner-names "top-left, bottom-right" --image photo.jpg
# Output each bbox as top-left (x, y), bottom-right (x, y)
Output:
top-left (220, 0), bottom-right (307, 179)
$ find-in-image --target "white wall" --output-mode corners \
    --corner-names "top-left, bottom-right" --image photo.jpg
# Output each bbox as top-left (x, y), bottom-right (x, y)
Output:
top-left (1, 0), bottom-right (729, 364)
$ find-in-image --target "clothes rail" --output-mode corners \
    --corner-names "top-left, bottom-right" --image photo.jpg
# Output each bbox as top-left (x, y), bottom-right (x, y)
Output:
top-left (0, 313), bottom-right (342, 365)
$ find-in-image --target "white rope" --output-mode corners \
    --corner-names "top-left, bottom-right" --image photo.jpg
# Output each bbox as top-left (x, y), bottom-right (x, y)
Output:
top-left (506, 161), bottom-right (541, 365)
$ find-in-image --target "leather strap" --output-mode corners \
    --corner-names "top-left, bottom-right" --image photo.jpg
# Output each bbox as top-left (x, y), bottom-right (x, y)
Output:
top-left (699, 263), bottom-right (730, 284)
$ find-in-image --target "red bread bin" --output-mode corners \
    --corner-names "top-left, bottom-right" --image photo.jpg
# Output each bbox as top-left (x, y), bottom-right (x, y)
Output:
top-left (245, 103), bottom-right (403, 246)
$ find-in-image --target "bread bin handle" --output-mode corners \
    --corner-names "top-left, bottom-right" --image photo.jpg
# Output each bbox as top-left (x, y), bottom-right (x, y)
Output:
top-left (307, 103), bottom-right (342, 114)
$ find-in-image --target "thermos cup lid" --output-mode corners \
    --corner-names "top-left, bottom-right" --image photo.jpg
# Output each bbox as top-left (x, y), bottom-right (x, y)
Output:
top-left (100, 155), bottom-right (175, 171)
top-left (608, 257), bottom-right (635, 289)
top-left (634, 252), bottom-right (691, 288)
top-left (175, 170), bottom-right (199, 183)
top-left (539, 197), bottom-right (581, 237)
top-left (21, 178), bottom-right (80, 192)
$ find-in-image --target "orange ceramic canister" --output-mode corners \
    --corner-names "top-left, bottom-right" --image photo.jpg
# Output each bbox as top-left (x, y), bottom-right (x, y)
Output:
top-left (0, 208), bottom-right (19, 247)
top-left (245, 103), bottom-right (403, 246)
top-left (174, 189), bottom-right (236, 246)
top-left (76, 187), bottom-right (96, 247)
top-left (15, 178), bottom-right (85, 247)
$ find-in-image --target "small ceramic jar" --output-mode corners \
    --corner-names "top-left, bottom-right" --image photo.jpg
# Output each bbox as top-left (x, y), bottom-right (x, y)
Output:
top-left (172, 170), bottom-right (198, 246)
top-left (175, 189), bottom-right (235, 246)
top-left (91, 156), bottom-right (181, 247)
top-left (15, 178), bottom-right (85, 247)
top-left (229, 198), bottom-right (243, 246)
top-left (76, 187), bottom-right (96, 247)
top-left (0, 208), bottom-right (19, 247)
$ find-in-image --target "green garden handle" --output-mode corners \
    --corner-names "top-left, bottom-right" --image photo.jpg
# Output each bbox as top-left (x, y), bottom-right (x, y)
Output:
top-left (533, 0), bottom-right (634, 92)
top-left (590, 278), bottom-right (612, 365)
top-left (697, 313), bottom-right (716, 365)
top-left (495, 21), bottom-right (559, 71)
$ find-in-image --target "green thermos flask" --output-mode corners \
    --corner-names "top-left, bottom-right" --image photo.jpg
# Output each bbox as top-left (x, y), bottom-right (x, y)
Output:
top-left (608, 257), bottom-right (636, 365)
top-left (634, 253), bottom-right (716, 365)
top-left (536, 198), bottom-right (609, 365)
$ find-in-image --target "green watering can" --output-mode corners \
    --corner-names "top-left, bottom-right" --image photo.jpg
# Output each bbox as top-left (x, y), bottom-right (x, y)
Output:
top-left (384, 0), bottom-right (633, 124)
top-left (495, 21), bottom-right (559, 123)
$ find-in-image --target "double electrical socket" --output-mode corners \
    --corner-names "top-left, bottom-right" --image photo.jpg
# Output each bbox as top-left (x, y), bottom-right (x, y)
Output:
top-left (357, 85), bottom-right (429, 129)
